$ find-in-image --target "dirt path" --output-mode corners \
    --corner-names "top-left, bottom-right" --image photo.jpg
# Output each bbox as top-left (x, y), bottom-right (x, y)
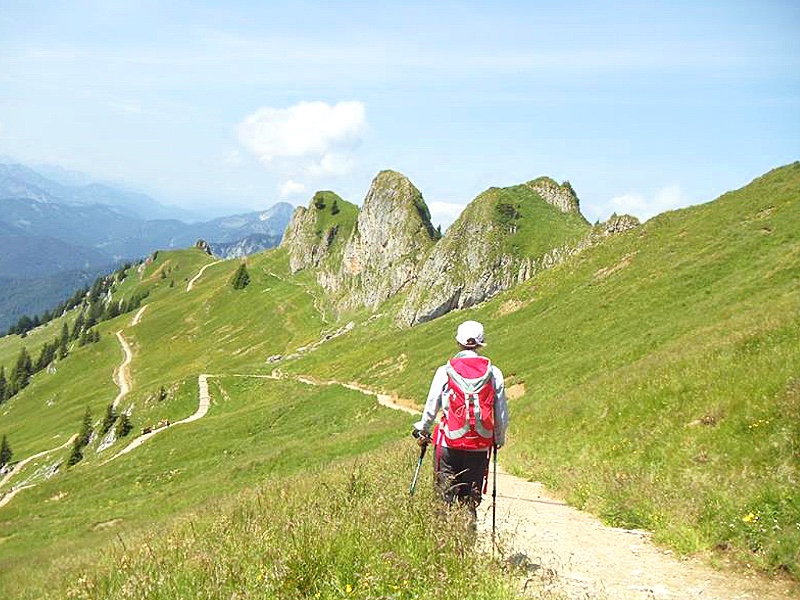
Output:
top-left (112, 331), bottom-right (134, 410)
top-left (107, 374), bottom-right (212, 461)
top-left (186, 260), bottom-right (223, 292)
top-left (0, 434), bottom-right (78, 509)
top-left (318, 380), bottom-right (793, 600)
top-left (131, 304), bottom-right (148, 326)
top-left (477, 469), bottom-right (796, 599)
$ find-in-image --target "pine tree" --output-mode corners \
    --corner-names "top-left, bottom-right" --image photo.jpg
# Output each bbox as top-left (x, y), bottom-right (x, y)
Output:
top-left (78, 407), bottom-right (93, 448)
top-left (230, 263), bottom-right (251, 290)
top-left (331, 198), bottom-right (340, 215)
top-left (116, 413), bottom-right (133, 438)
top-left (67, 441), bottom-right (83, 466)
top-left (100, 404), bottom-right (117, 435)
top-left (71, 312), bottom-right (85, 341)
top-left (59, 322), bottom-right (69, 359)
top-left (0, 367), bottom-right (7, 405)
top-left (10, 347), bottom-right (33, 393)
top-left (0, 435), bottom-right (12, 467)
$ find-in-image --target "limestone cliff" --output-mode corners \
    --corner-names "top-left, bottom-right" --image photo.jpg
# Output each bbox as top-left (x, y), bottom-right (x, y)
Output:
top-left (281, 171), bottom-right (638, 327)
top-left (280, 171), bottom-right (439, 312)
top-left (525, 177), bottom-right (583, 214)
top-left (337, 170), bottom-right (439, 309)
top-left (280, 191), bottom-right (357, 274)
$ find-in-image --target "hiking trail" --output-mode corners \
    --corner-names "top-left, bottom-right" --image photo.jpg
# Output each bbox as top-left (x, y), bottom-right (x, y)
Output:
top-left (0, 434), bottom-right (77, 509)
top-left (112, 331), bottom-right (133, 410)
top-left (304, 378), bottom-right (794, 600)
top-left (186, 260), bottom-right (223, 291)
top-left (106, 374), bottom-right (212, 461)
top-left (3, 296), bottom-right (794, 598)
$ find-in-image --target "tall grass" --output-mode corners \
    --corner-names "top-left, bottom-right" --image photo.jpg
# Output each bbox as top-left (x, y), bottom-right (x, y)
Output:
top-left (52, 445), bottom-right (516, 600)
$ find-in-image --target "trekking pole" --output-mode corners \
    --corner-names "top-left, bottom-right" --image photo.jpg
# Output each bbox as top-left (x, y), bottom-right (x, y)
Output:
top-left (491, 445), bottom-right (498, 555)
top-left (409, 442), bottom-right (428, 495)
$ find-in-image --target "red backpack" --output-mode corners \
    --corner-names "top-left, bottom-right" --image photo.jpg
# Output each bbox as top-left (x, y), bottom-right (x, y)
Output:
top-left (439, 356), bottom-right (496, 450)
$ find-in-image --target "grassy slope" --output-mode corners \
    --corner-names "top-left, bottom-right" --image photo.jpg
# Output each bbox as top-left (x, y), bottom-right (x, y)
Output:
top-left (281, 162), bottom-right (800, 574)
top-left (0, 163), bottom-right (797, 595)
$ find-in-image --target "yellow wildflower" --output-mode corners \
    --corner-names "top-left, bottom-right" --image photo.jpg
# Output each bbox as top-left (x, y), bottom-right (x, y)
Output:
top-left (742, 512), bottom-right (757, 523)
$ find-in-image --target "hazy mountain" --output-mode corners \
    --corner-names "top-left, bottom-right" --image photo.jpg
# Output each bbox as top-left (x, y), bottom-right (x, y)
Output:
top-left (0, 162), bottom-right (191, 221)
top-left (0, 161), bottom-right (294, 330)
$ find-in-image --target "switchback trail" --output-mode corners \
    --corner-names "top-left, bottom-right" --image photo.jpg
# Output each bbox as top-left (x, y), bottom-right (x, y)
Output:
top-left (107, 374), bottom-right (212, 461)
top-left (131, 304), bottom-right (148, 326)
top-left (186, 260), bottom-right (223, 291)
top-left (0, 434), bottom-right (77, 509)
top-left (112, 331), bottom-right (134, 410)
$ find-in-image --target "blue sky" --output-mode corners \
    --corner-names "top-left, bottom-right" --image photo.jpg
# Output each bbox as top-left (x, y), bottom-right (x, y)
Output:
top-left (1, 0), bottom-right (798, 226)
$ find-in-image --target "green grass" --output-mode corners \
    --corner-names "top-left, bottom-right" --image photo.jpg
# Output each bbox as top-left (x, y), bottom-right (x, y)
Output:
top-left (279, 162), bottom-right (800, 576)
top-left (49, 446), bottom-right (515, 600)
top-left (1, 163), bottom-right (798, 595)
top-left (1, 376), bottom-right (414, 598)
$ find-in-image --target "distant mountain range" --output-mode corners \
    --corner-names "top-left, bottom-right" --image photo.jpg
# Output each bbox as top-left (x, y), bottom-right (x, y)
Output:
top-left (0, 162), bottom-right (294, 331)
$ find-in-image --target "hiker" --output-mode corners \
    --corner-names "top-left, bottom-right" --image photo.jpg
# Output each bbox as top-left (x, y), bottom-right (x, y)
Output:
top-left (412, 320), bottom-right (508, 513)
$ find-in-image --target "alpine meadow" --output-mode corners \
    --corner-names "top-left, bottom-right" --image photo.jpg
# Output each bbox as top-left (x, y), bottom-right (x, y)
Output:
top-left (0, 163), bottom-right (798, 599)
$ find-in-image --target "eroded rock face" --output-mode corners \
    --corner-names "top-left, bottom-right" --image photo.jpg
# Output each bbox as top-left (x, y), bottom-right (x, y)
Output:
top-left (338, 170), bottom-right (438, 310)
top-left (281, 191), bottom-right (353, 274)
top-left (281, 205), bottom-right (328, 273)
top-left (525, 177), bottom-right (582, 214)
top-left (280, 171), bottom-right (439, 312)
top-left (281, 169), bottom-right (639, 327)
top-left (396, 188), bottom-right (637, 327)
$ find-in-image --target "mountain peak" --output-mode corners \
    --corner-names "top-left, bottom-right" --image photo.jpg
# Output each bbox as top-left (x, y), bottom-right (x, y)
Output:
top-left (525, 176), bottom-right (584, 216)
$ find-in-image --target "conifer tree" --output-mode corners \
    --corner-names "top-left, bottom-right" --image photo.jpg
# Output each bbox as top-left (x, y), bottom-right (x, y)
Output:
top-left (0, 434), bottom-right (11, 467)
top-left (59, 322), bottom-right (69, 359)
top-left (78, 406), bottom-right (93, 448)
top-left (11, 347), bottom-right (33, 393)
top-left (71, 312), bottom-right (85, 341)
top-left (100, 404), bottom-right (117, 435)
top-left (331, 198), bottom-right (340, 215)
top-left (116, 413), bottom-right (133, 438)
top-left (67, 441), bottom-right (83, 466)
top-left (230, 263), bottom-right (251, 290)
top-left (0, 367), bottom-right (7, 405)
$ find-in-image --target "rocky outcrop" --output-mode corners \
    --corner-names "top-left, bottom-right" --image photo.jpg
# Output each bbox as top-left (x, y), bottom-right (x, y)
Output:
top-left (280, 172), bottom-right (438, 312)
top-left (396, 187), bottom-right (634, 327)
top-left (281, 191), bottom-right (355, 274)
top-left (281, 169), bottom-right (639, 327)
top-left (337, 170), bottom-right (439, 310)
top-left (525, 177), bottom-right (584, 215)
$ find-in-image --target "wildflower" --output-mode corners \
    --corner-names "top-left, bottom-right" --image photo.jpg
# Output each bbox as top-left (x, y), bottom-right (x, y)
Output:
top-left (742, 512), bottom-right (758, 524)
top-left (346, 583), bottom-right (353, 593)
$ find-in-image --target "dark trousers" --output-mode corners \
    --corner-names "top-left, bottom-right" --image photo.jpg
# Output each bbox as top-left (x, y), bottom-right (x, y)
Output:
top-left (434, 446), bottom-right (490, 509)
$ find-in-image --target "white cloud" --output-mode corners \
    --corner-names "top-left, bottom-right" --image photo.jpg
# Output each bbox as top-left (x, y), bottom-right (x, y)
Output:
top-left (279, 179), bottom-right (306, 198)
top-left (237, 100), bottom-right (366, 177)
top-left (609, 185), bottom-right (690, 221)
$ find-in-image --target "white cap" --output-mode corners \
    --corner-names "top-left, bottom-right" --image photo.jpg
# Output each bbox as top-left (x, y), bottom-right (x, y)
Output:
top-left (455, 320), bottom-right (485, 348)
